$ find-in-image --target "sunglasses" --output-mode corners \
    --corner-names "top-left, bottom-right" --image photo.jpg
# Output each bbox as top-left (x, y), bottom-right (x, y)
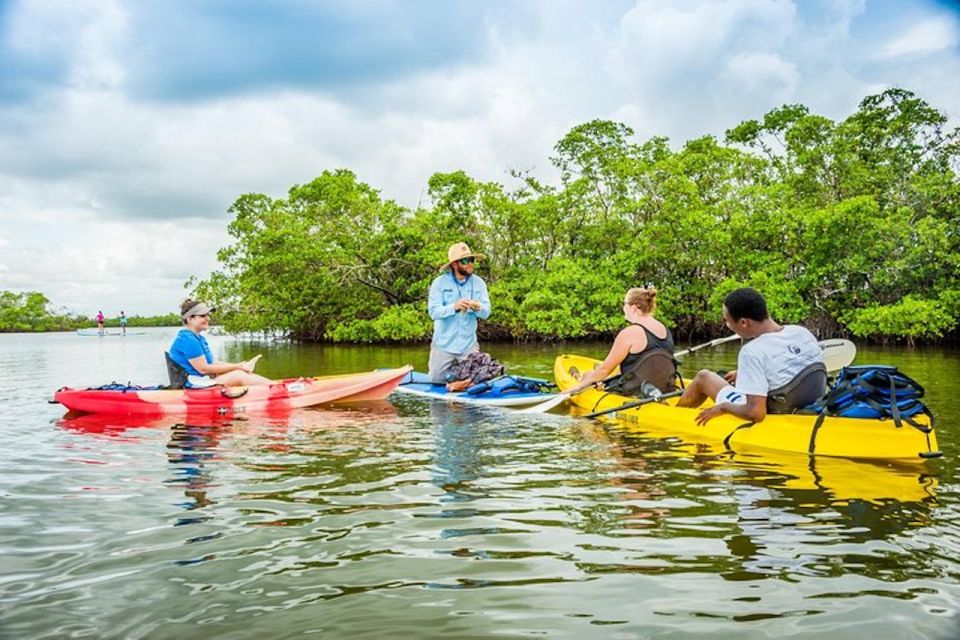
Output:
top-left (191, 313), bottom-right (210, 319)
top-left (458, 257), bottom-right (475, 265)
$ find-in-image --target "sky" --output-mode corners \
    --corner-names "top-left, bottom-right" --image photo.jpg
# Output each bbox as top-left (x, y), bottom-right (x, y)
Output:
top-left (1, 0), bottom-right (958, 317)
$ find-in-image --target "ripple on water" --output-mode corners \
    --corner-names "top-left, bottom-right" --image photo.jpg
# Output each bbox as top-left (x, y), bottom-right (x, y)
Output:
top-left (2, 333), bottom-right (959, 638)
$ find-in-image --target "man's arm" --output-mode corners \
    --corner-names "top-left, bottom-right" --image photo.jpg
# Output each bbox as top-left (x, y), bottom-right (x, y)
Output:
top-left (695, 394), bottom-right (767, 425)
top-left (472, 279), bottom-right (491, 320)
top-left (428, 280), bottom-right (457, 320)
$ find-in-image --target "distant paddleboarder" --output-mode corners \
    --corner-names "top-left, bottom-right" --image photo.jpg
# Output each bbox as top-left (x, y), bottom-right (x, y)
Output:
top-left (96, 310), bottom-right (105, 336)
top-left (119, 310), bottom-right (127, 335)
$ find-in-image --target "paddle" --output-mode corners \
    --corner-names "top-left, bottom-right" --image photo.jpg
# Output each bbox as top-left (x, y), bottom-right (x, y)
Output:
top-left (580, 338), bottom-right (857, 420)
top-left (583, 389), bottom-right (684, 419)
top-left (518, 334), bottom-right (741, 414)
top-left (818, 338), bottom-right (855, 373)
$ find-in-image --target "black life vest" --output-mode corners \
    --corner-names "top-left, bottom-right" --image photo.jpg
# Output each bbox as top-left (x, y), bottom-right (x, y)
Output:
top-left (605, 325), bottom-right (679, 396)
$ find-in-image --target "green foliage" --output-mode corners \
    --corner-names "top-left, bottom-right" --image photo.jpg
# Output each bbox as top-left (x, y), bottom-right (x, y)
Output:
top-left (192, 88), bottom-right (959, 343)
top-left (847, 297), bottom-right (954, 343)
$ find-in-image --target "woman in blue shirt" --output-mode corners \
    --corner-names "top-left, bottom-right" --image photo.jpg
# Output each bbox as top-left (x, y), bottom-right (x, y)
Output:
top-left (169, 299), bottom-right (272, 388)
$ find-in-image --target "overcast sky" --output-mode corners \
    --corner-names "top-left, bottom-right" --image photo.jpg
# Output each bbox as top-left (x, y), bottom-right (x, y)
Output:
top-left (1, 0), bottom-right (958, 317)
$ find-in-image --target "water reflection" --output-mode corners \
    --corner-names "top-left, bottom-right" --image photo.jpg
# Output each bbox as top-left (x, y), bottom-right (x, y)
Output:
top-left (430, 402), bottom-right (487, 506)
top-left (595, 426), bottom-right (940, 583)
top-left (167, 422), bottom-right (223, 512)
top-left (57, 411), bottom-right (170, 438)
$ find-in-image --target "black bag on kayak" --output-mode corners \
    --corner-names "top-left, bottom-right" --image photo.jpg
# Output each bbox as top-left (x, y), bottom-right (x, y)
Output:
top-left (445, 352), bottom-right (505, 385)
top-left (805, 365), bottom-right (933, 430)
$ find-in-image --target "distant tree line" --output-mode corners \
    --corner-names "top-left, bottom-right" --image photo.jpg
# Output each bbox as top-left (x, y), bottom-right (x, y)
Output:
top-left (0, 291), bottom-right (179, 332)
top-left (191, 88), bottom-right (958, 345)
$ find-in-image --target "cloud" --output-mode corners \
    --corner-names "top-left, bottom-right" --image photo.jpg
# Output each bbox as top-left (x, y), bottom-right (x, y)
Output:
top-left (0, 0), bottom-right (958, 316)
top-left (880, 16), bottom-right (959, 58)
top-left (114, 0), bottom-right (501, 102)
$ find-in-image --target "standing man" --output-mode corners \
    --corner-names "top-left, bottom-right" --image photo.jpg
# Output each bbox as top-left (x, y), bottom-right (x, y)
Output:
top-left (428, 242), bottom-right (491, 383)
top-left (119, 310), bottom-right (128, 335)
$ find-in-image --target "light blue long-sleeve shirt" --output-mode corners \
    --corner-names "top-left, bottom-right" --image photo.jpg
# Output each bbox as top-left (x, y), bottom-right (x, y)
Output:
top-left (428, 271), bottom-right (491, 354)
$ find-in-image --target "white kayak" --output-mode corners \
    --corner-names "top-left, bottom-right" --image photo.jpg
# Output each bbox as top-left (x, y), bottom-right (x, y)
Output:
top-left (394, 371), bottom-right (559, 407)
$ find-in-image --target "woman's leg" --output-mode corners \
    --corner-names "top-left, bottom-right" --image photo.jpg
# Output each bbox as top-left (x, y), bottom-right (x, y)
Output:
top-left (214, 370), bottom-right (273, 387)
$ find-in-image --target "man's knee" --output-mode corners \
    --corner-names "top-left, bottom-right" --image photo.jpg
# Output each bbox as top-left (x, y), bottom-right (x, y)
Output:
top-left (692, 369), bottom-right (715, 385)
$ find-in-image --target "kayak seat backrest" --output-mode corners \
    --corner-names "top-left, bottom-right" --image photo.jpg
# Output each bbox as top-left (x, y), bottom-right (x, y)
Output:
top-left (165, 352), bottom-right (189, 390)
top-left (605, 349), bottom-right (679, 397)
top-left (767, 362), bottom-right (827, 414)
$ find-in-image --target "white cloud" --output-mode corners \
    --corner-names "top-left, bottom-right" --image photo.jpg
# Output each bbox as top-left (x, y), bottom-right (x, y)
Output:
top-left (880, 16), bottom-right (959, 59)
top-left (0, 0), bottom-right (958, 318)
top-left (724, 52), bottom-right (799, 100)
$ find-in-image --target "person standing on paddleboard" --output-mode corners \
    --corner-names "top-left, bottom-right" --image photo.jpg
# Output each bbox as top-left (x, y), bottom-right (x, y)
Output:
top-left (168, 299), bottom-right (271, 388)
top-left (119, 310), bottom-right (127, 335)
top-left (676, 287), bottom-right (825, 425)
top-left (96, 310), bottom-right (105, 335)
top-left (427, 242), bottom-right (491, 384)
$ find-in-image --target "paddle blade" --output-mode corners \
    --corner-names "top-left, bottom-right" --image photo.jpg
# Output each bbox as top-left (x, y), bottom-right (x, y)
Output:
top-left (516, 392), bottom-right (570, 414)
top-left (819, 339), bottom-right (856, 372)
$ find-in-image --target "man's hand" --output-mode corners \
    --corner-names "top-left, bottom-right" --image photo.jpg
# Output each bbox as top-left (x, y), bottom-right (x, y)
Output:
top-left (695, 404), bottom-right (726, 426)
top-left (724, 370), bottom-right (738, 384)
top-left (453, 299), bottom-right (472, 312)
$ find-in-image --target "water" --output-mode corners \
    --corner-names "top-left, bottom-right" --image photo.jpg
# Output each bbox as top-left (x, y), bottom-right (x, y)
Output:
top-left (1, 328), bottom-right (959, 639)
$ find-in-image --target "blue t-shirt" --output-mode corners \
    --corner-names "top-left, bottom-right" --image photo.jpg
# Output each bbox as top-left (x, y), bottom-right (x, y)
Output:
top-left (169, 329), bottom-right (213, 376)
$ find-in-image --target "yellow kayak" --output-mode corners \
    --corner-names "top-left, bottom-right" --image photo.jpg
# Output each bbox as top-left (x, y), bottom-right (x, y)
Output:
top-left (555, 354), bottom-right (940, 461)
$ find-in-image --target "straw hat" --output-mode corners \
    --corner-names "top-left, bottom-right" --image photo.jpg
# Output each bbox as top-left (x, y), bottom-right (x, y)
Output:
top-left (441, 242), bottom-right (486, 270)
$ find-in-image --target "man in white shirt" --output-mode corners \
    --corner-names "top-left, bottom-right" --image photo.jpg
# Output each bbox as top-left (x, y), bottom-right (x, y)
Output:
top-left (676, 287), bottom-right (823, 425)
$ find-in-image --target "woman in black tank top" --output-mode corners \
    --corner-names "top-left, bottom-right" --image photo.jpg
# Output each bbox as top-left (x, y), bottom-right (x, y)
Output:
top-left (567, 287), bottom-right (676, 395)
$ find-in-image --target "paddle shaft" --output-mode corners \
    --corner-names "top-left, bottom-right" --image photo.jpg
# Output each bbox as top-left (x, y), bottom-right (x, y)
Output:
top-left (518, 335), bottom-right (740, 414)
top-left (583, 389), bottom-right (684, 419)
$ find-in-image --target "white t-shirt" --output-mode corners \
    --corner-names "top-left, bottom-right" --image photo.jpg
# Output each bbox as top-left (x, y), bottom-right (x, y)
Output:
top-left (735, 325), bottom-right (822, 397)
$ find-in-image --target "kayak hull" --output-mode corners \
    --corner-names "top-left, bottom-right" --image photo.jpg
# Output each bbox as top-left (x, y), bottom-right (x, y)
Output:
top-left (55, 366), bottom-right (413, 416)
top-left (394, 371), bottom-right (558, 406)
top-left (555, 354), bottom-right (939, 461)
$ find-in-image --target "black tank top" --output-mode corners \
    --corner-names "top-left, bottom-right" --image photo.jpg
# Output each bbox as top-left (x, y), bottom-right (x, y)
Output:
top-left (621, 324), bottom-right (674, 370)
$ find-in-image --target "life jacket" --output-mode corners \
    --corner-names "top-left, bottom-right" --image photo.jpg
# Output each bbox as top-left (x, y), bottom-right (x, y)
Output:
top-left (766, 362), bottom-right (827, 414)
top-left (465, 375), bottom-right (553, 397)
top-left (605, 349), bottom-right (680, 396)
top-left (805, 365), bottom-right (934, 430)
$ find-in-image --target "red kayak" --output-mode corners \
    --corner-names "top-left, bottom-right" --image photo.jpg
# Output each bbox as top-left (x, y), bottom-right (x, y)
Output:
top-left (55, 366), bottom-right (413, 416)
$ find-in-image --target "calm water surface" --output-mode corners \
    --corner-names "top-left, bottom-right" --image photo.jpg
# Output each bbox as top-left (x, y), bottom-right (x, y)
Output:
top-left (1, 328), bottom-right (959, 639)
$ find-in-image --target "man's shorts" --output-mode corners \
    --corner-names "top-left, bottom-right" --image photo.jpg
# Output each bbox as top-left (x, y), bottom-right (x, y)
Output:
top-left (428, 344), bottom-right (479, 384)
top-left (716, 385), bottom-right (749, 406)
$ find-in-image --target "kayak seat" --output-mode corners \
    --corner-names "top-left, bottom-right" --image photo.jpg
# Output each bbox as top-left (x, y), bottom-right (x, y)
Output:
top-left (605, 349), bottom-right (680, 397)
top-left (165, 352), bottom-right (189, 390)
top-left (767, 362), bottom-right (827, 414)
